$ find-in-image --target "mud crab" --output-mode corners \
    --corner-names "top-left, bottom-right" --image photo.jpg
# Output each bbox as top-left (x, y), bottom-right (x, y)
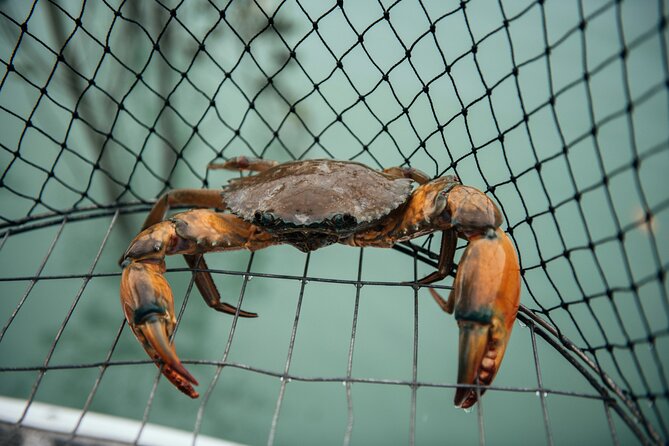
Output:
top-left (119, 157), bottom-right (520, 408)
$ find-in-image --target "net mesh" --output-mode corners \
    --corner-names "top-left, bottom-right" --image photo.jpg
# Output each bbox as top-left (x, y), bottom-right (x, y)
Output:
top-left (0, 0), bottom-right (667, 445)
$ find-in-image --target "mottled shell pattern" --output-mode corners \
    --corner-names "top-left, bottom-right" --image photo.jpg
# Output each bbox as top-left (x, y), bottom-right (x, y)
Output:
top-left (222, 159), bottom-right (414, 232)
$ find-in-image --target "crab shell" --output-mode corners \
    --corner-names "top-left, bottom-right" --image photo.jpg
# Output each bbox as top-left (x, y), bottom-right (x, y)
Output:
top-left (222, 159), bottom-right (414, 250)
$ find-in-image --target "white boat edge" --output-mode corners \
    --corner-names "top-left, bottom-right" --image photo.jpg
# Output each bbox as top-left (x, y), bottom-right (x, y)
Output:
top-left (0, 396), bottom-right (244, 446)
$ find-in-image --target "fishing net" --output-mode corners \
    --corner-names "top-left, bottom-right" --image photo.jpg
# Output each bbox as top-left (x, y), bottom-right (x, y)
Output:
top-left (0, 0), bottom-right (667, 444)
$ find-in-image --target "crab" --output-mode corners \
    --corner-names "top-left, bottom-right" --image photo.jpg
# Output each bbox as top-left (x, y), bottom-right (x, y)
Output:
top-left (119, 157), bottom-right (521, 408)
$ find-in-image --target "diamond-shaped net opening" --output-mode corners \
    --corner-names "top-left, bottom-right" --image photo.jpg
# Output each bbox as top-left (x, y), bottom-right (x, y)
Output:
top-left (0, 1), bottom-right (667, 445)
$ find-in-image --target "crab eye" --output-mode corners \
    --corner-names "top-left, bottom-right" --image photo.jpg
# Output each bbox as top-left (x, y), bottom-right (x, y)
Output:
top-left (332, 213), bottom-right (345, 227)
top-left (262, 212), bottom-right (276, 225)
top-left (254, 211), bottom-right (276, 226)
top-left (332, 213), bottom-right (356, 228)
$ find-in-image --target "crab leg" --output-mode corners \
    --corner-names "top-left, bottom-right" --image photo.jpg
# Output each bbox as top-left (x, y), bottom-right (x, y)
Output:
top-left (378, 169), bottom-right (458, 291)
top-left (448, 228), bottom-right (520, 408)
top-left (126, 189), bottom-right (250, 319)
top-left (417, 230), bottom-right (458, 287)
top-left (351, 179), bottom-right (520, 407)
top-left (428, 184), bottom-right (520, 408)
top-left (382, 166), bottom-right (431, 184)
top-left (120, 209), bottom-right (275, 397)
top-left (208, 156), bottom-right (279, 172)
top-left (121, 260), bottom-right (199, 396)
top-left (140, 189), bottom-right (225, 232)
top-left (431, 185), bottom-right (520, 408)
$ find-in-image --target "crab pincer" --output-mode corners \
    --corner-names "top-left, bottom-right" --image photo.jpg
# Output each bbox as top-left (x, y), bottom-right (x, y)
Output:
top-left (121, 261), bottom-right (200, 398)
top-left (418, 183), bottom-right (520, 408)
top-left (448, 228), bottom-right (520, 408)
top-left (119, 211), bottom-right (269, 397)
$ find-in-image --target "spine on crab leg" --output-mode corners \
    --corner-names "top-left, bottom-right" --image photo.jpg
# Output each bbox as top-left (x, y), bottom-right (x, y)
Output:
top-left (451, 228), bottom-right (520, 409)
top-left (120, 209), bottom-right (274, 398)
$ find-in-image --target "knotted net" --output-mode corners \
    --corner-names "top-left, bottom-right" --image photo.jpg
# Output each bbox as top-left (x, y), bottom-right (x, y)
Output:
top-left (0, 1), bottom-right (667, 444)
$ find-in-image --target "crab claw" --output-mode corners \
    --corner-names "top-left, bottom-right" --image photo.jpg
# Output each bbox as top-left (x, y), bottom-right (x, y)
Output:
top-left (121, 261), bottom-right (199, 398)
top-left (451, 228), bottom-right (520, 409)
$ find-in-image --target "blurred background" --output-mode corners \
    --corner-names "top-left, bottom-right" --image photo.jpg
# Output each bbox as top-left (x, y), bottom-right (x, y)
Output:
top-left (0, 0), bottom-right (667, 444)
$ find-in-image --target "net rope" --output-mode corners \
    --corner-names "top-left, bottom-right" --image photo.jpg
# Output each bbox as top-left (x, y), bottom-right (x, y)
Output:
top-left (0, 0), bottom-right (667, 445)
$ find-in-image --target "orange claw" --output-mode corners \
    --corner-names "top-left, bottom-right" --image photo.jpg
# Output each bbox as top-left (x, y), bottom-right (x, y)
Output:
top-left (450, 228), bottom-right (520, 409)
top-left (121, 261), bottom-right (199, 398)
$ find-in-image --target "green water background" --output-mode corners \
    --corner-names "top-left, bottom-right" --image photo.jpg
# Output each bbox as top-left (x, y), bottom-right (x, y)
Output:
top-left (0, 0), bottom-right (667, 444)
